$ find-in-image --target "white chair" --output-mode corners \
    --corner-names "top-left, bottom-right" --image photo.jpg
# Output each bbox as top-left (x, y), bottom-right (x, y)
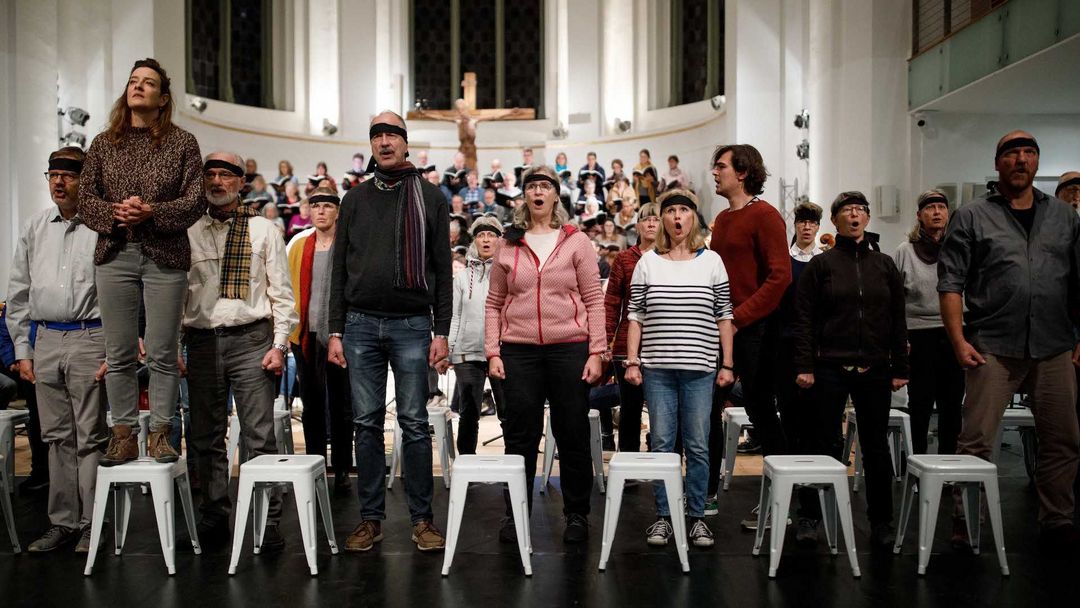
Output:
top-left (752, 455), bottom-right (861, 579)
top-left (442, 455), bottom-right (532, 576)
top-left (227, 409), bottom-right (295, 470)
top-left (228, 454), bottom-right (338, 576)
top-left (893, 454), bottom-right (1009, 576)
top-left (0, 453), bottom-right (19, 552)
top-left (540, 408), bottom-right (606, 494)
top-left (845, 408), bottom-right (914, 491)
top-left (720, 407), bottom-right (753, 491)
top-left (83, 457), bottom-right (201, 576)
top-left (0, 410), bottom-right (29, 491)
top-left (599, 453), bottom-right (689, 573)
top-left (992, 407), bottom-right (1036, 463)
top-left (387, 405), bottom-right (455, 490)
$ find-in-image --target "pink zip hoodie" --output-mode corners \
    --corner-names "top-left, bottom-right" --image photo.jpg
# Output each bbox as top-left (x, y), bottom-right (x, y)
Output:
top-left (484, 224), bottom-right (607, 359)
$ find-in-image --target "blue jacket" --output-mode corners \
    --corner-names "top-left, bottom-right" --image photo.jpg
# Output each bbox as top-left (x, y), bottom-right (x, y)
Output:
top-left (0, 305), bottom-right (35, 367)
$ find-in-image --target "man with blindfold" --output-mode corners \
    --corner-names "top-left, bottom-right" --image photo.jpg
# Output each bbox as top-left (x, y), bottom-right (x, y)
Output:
top-left (939, 131), bottom-right (1080, 556)
top-left (328, 111), bottom-right (451, 553)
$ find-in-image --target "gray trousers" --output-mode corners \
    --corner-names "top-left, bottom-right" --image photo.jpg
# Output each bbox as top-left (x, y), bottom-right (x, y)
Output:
top-left (34, 326), bottom-right (109, 529)
top-left (186, 320), bottom-right (282, 524)
top-left (95, 243), bottom-right (187, 430)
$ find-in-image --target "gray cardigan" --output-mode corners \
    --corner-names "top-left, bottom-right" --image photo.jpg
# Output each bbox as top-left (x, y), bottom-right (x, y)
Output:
top-left (893, 241), bottom-right (943, 331)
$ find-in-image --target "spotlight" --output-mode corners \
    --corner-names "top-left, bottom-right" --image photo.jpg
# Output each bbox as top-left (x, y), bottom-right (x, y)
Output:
top-left (794, 109), bottom-right (810, 129)
top-left (615, 118), bottom-right (632, 133)
top-left (63, 106), bottom-right (91, 126)
top-left (710, 95), bottom-right (724, 110)
top-left (61, 131), bottom-right (87, 148)
top-left (189, 97), bottom-right (208, 113)
top-left (551, 122), bottom-right (568, 139)
top-left (796, 139), bottom-right (809, 160)
top-left (322, 119), bottom-right (338, 136)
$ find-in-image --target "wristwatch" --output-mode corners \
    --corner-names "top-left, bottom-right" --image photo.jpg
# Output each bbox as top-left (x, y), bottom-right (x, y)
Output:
top-left (273, 343), bottom-right (289, 355)
top-left (434, 334), bottom-right (448, 340)
top-left (622, 357), bottom-right (641, 368)
top-left (329, 332), bottom-right (343, 339)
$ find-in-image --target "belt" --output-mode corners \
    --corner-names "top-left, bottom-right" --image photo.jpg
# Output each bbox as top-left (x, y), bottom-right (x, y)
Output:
top-left (38, 319), bottom-right (102, 331)
top-left (186, 319), bottom-right (269, 337)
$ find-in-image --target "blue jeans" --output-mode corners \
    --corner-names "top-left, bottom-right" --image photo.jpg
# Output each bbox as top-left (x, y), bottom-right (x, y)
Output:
top-left (643, 366), bottom-right (715, 518)
top-left (344, 311), bottom-right (434, 523)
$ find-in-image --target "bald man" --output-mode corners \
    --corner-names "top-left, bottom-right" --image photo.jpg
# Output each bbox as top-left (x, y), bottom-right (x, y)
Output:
top-left (939, 131), bottom-right (1080, 556)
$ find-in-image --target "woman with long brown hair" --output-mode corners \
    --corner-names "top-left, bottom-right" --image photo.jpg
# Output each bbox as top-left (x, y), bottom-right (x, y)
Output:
top-left (79, 58), bottom-right (204, 465)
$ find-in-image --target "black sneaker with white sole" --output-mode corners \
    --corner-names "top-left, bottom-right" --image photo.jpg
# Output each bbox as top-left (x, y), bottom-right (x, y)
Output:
top-left (646, 518), bottom-right (674, 546)
top-left (689, 519), bottom-right (715, 548)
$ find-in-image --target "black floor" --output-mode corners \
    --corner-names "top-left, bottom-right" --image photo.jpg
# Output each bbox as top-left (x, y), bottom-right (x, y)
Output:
top-left (3, 441), bottom-right (1079, 607)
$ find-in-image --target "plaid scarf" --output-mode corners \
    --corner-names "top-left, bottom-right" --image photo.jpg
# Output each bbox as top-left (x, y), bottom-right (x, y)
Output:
top-left (373, 162), bottom-right (428, 291)
top-left (208, 202), bottom-right (258, 299)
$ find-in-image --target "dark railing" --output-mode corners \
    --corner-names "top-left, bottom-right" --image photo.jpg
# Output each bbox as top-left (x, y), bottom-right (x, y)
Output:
top-left (911, 0), bottom-right (1010, 56)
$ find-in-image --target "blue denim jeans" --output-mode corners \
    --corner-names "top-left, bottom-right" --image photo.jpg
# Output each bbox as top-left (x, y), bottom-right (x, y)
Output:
top-left (642, 366), bottom-right (715, 518)
top-left (344, 311), bottom-right (434, 523)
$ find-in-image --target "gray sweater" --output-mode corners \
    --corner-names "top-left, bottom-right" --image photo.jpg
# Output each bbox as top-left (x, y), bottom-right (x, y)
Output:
top-left (893, 241), bottom-right (943, 330)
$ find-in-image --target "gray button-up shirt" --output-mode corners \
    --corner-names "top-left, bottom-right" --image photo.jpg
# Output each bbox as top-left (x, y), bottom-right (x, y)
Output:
top-left (937, 187), bottom-right (1080, 359)
top-left (5, 207), bottom-right (101, 360)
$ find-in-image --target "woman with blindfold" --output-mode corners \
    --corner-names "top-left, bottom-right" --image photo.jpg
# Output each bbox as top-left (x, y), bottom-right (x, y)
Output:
top-left (485, 166), bottom-right (608, 545)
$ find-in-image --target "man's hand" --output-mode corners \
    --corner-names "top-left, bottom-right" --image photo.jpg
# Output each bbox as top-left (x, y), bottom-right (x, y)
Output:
top-left (796, 373), bottom-right (814, 389)
top-left (952, 339), bottom-right (986, 369)
top-left (429, 336), bottom-right (449, 367)
top-left (17, 359), bottom-right (35, 384)
top-left (138, 338), bottom-right (147, 362)
top-left (625, 365), bottom-right (642, 385)
top-left (891, 378), bottom-right (909, 392)
top-left (581, 354), bottom-right (603, 384)
top-left (95, 361), bottom-right (108, 382)
top-left (328, 336), bottom-right (347, 368)
top-left (488, 356), bottom-right (506, 379)
top-left (716, 369), bottom-right (735, 387)
top-left (1072, 342), bottom-right (1080, 368)
top-left (262, 347), bottom-right (285, 375)
top-left (435, 359), bottom-right (451, 374)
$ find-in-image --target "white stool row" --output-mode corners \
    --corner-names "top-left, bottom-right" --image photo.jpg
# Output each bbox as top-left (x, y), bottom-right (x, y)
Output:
top-left (844, 408), bottom-right (913, 491)
top-left (387, 405), bottom-right (455, 490)
top-left (0, 409), bottom-right (30, 492)
top-left (0, 453), bottom-right (18, 552)
top-left (720, 407), bottom-right (752, 490)
top-left (541, 408), bottom-right (606, 494)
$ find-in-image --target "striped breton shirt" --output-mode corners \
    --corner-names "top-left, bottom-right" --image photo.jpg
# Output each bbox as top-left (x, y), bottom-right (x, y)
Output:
top-left (627, 249), bottom-right (733, 372)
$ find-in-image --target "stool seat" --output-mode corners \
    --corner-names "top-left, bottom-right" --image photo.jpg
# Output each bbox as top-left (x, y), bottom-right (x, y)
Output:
top-left (721, 407), bottom-right (753, 491)
top-left (764, 455), bottom-right (848, 476)
top-left (0, 453), bottom-right (19, 552)
top-left (907, 454), bottom-right (998, 475)
top-left (237, 454), bottom-right (325, 475)
top-left (442, 455), bottom-right (532, 576)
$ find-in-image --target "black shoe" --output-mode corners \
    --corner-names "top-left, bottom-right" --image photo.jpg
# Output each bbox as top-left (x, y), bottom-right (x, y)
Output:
top-left (260, 525), bottom-right (286, 554)
top-left (563, 513), bottom-right (589, 544)
top-left (18, 474), bottom-right (49, 495)
top-left (27, 525), bottom-right (78, 552)
top-left (870, 523), bottom-right (896, 551)
top-left (499, 517), bottom-right (518, 544)
top-left (736, 436), bottom-right (762, 454)
top-left (196, 517), bottom-right (231, 549)
top-left (1039, 523), bottom-right (1080, 558)
top-left (334, 474), bottom-right (352, 497)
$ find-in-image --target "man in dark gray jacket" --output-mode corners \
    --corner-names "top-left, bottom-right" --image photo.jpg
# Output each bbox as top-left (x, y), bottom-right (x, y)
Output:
top-left (938, 130), bottom-right (1080, 556)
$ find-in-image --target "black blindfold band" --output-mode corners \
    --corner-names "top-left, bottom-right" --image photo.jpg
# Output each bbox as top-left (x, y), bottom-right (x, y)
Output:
top-left (1056, 177), bottom-right (1080, 195)
top-left (203, 159), bottom-right (245, 177)
top-left (369, 123), bottom-right (409, 142)
top-left (308, 194), bottom-right (341, 205)
top-left (660, 194), bottom-right (697, 211)
top-left (522, 174), bottom-right (561, 190)
top-left (918, 195), bottom-right (949, 209)
top-left (472, 225), bottom-right (502, 237)
top-left (48, 157), bottom-right (83, 174)
top-left (995, 137), bottom-right (1040, 160)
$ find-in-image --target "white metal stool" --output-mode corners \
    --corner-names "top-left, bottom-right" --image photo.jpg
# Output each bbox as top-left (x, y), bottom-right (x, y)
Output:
top-left (893, 454), bottom-right (1009, 576)
top-left (387, 405), bottom-right (455, 490)
top-left (721, 406), bottom-right (753, 490)
top-left (992, 407), bottom-right (1035, 463)
top-left (752, 455), bottom-right (861, 579)
top-left (228, 454), bottom-right (338, 576)
top-left (83, 457), bottom-right (201, 576)
top-left (227, 410), bottom-right (295, 470)
top-left (0, 409), bottom-right (29, 491)
top-left (599, 452), bottom-right (689, 573)
top-left (442, 454), bottom-right (532, 576)
top-left (845, 408), bottom-right (914, 491)
top-left (0, 453), bottom-right (19, 552)
top-left (540, 408), bottom-right (606, 494)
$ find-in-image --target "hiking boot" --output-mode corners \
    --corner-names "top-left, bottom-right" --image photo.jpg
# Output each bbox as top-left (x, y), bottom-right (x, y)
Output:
top-left (100, 425), bottom-right (138, 467)
top-left (28, 525), bottom-right (78, 552)
top-left (147, 426), bottom-right (179, 463)
top-left (345, 520), bottom-right (383, 552)
top-left (412, 519), bottom-right (446, 551)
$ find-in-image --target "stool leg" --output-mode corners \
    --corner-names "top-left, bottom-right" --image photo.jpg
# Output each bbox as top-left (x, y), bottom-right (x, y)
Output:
top-left (148, 475), bottom-right (177, 575)
top-left (598, 472), bottom-right (625, 571)
top-left (767, 481), bottom-right (793, 578)
top-left (285, 417), bottom-right (295, 454)
top-left (0, 464), bottom-right (18, 552)
top-left (916, 476), bottom-right (944, 575)
top-left (664, 474), bottom-right (689, 573)
top-left (992, 423), bottom-right (1005, 464)
top-left (820, 485), bottom-right (838, 554)
top-left (962, 483), bottom-right (982, 555)
top-left (314, 471), bottom-right (338, 554)
top-left (252, 486), bottom-right (270, 553)
top-left (894, 472), bottom-right (916, 554)
top-left (176, 472), bottom-right (201, 554)
top-left (387, 421), bottom-right (402, 490)
top-left (843, 418), bottom-right (857, 466)
top-left (83, 476), bottom-right (111, 575)
top-left (508, 475), bottom-right (533, 576)
top-left (434, 416), bottom-right (451, 490)
top-left (541, 410), bottom-right (555, 494)
top-left (981, 477), bottom-right (1009, 576)
top-left (589, 412), bottom-right (605, 493)
top-left (752, 475), bottom-right (771, 556)
top-left (113, 486), bottom-right (132, 554)
top-left (831, 480), bottom-right (861, 578)
top-left (227, 416), bottom-right (241, 471)
top-left (440, 477), bottom-right (469, 576)
top-left (723, 422), bottom-right (739, 491)
top-left (888, 430), bottom-right (900, 480)
top-left (228, 475), bottom-right (255, 575)
top-left (853, 434), bottom-right (864, 493)
top-left (274, 416), bottom-right (285, 454)
top-left (901, 416), bottom-right (914, 460)
top-left (138, 416), bottom-right (149, 458)
top-left (0, 425), bottom-right (13, 489)
top-left (292, 479), bottom-right (319, 575)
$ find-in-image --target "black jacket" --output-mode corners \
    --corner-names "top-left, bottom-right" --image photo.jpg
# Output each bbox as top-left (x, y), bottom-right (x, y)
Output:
top-left (793, 235), bottom-right (908, 377)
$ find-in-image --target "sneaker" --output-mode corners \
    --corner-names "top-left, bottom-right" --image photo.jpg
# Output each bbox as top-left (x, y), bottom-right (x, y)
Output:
top-left (28, 525), bottom-right (78, 552)
top-left (260, 525), bottom-right (286, 554)
top-left (689, 519), bottom-right (715, 548)
top-left (345, 520), bottom-right (383, 552)
top-left (74, 526), bottom-right (103, 554)
top-left (795, 518), bottom-right (820, 546)
top-left (646, 518), bottom-right (674, 546)
top-left (147, 426), bottom-right (179, 463)
top-left (411, 519), bottom-right (446, 551)
top-left (563, 513), bottom-right (589, 544)
top-left (499, 517), bottom-right (518, 544)
top-left (870, 523), bottom-right (896, 551)
top-left (100, 425), bottom-right (138, 467)
top-left (950, 515), bottom-right (971, 552)
top-left (704, 496), bottom-right (720, 516)
top-left (736, 436), bottom-right (762, 454)
top-left (18, 474), bottom-right (49, 495)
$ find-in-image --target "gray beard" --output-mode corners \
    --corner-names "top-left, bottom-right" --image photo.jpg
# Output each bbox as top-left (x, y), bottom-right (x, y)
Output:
top-left (206, 190), bottom-right (238, 207)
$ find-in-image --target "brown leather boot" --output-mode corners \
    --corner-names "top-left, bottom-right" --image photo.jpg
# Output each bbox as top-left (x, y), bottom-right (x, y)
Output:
top-left (147, 426), bottom-right (180, 463)
top-left (100, 425), bottom-right (138, 467)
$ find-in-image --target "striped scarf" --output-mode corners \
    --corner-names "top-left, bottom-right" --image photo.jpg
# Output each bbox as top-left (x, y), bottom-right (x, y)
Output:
top-left (209, 202), bottom-right (258, 299)
top-left (374, 162), bottom-right (428, 291)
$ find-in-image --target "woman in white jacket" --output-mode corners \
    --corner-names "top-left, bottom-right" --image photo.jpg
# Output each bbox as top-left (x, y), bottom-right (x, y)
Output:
top-left (440, 216), bottom-right (505, 454)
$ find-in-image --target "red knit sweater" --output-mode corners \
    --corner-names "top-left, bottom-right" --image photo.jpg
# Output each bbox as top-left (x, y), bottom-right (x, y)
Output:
top-left (604, 245), bottom-right (644, 356)
top-left (708, 200), bottom-right (791, 328)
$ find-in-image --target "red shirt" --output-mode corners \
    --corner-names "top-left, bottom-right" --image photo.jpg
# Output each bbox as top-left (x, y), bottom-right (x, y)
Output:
top-left (708, 200), bottom-right (791, 328)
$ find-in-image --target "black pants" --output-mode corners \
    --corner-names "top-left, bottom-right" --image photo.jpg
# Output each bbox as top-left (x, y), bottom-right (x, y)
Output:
top-left (453, 360), bottom-right (504, 455)
top-left (294, 334), bottom-right (354, 475)
top-left (500, 342), bottom-right (593, 516)
top-left (907, 327), bottom-right (965, 455)
top-left (0, 369), bottom-right (48, 479)
top-left (775, 337), bottom-right (814, 455)
top-left (709, 315), bottom-right (787, 495)
top-left (615, 363), bottom-right (646, 452)
top-left (797, 363), bottom-right (893, 526)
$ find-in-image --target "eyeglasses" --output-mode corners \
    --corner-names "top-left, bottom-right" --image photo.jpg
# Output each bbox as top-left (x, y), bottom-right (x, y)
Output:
top-left (204, 170), bottom-right (240, 180)
top-left (524, 182), bottom-right (554, 193)
top-left (44, 172), bottom-right (78, 183)
top-left (794, 219), bottom-right (819, 226)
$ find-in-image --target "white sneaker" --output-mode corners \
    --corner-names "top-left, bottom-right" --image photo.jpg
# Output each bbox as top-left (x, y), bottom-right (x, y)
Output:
top-left (646, 518), bottom-right (674, 546)
top-left (689, 520), bottom-right (715, 547)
